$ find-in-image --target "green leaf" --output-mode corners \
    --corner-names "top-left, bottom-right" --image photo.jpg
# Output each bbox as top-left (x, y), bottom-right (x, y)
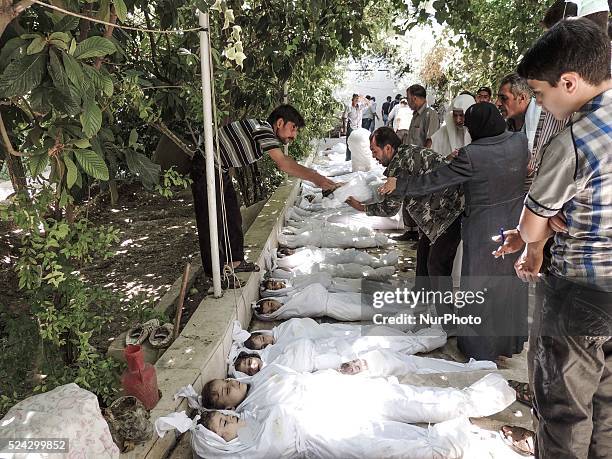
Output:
top-left (61, 52), bottom-right (84, 88)
top-left (73, 139), bottom-right (90, 148)
top-left (69, 39), bottom-right (77, 55)
top-left (82, 64), bottom-right (113, 97)
top-left (53, 15), bottom-right (80, 33)
top-left (27, 37), bottom-right (46, 55)
top-left (124, 150), bottom-right (160, 188)
top-left (128, 129), bottom-right (138, 147)
top-left (113, 0), bottom-right (128, 22)
top-left (29, 154), bottom-right (49, 177)
top-left (49, 32), bottom-right (71, 43)
top-left (79, 101), bottom-right (102, 137)
top-left (74, 37), bottom-right (116, 60)
top-left (48, 87), bottom-right (81, 116)
top-left (64, 156), bottom-right (78, 188)
top-left (49, 39), bottom-right (68, 51)
top-left (48, 49), bottom-right (68, 89)
top-left (97, 0), bottom-right (110, 22)
top-left (0, 54), bottom-right (46, 98)
top-left (74, 149), bottom-right (109, 181)
top-left (0, 37), bottom-right (27, 72)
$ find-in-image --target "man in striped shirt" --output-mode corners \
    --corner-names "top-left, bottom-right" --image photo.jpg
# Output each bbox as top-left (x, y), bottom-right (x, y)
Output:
top-left (495, 19), bottom-right (612, 457)
top-left (191, 104), bottom-right (338, 279)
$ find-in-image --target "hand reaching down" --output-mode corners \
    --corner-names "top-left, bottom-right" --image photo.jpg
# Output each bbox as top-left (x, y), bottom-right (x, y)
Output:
top-left (378, 177), bottom-right (397, 195)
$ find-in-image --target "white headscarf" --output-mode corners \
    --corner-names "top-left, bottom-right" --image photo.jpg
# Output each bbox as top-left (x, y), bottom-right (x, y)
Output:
top-left (568, 0), bottom-right (610, 16)
top-left (431, 94), bottom-right (475, 155)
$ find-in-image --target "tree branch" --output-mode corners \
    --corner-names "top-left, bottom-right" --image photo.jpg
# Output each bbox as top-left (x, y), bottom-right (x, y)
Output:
top-left (0, 110), bottom-right (26, 157)
top-left (150, 121), bottom-right (196, 158)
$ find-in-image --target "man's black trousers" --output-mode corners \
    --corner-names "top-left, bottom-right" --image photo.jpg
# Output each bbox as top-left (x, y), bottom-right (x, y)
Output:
top-left (191, 152), bottom-right (244, 276)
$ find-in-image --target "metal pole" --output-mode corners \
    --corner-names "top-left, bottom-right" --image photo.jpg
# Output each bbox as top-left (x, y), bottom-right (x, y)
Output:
top-left (282, 81), bottom-right (289, 156)
top-left (198, 11), bottom-right (222, 297)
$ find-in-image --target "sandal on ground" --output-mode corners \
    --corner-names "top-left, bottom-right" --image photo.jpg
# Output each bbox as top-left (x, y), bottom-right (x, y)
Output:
top-left (231, 260), bottom-right (260, 273)
top-left (125, 319), bottom-right (159, 346)
top-left (222, 266), bottom-right (242, 289)
top-left (509, 380), bottom-right (533, 408)
top-left (500, 425), bottom-right (535, 457)
top-left (148, 323), bottom-right (174, 348)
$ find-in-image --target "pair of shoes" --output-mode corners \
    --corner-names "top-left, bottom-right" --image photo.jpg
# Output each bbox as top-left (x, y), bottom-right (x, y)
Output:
top-left (500, 425), bottom-right (535, 456)
top-left (508, 380), bottom-right (533, 408)
top-left (230, 260), bottom-right (260, 273)
top-left (126, 320), bottom-right (174, 348)
top-left (392, 231), bottom-right (419, 242)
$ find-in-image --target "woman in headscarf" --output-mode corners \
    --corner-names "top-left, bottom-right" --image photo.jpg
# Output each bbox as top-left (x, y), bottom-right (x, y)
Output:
top-left (430, 94), bottom-right (476, 159)
top-left (379, 102), bottom-right (529, 361)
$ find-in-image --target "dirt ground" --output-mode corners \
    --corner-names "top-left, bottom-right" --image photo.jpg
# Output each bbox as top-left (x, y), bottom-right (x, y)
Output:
top-left (0, 183), bottom-right (206, 353)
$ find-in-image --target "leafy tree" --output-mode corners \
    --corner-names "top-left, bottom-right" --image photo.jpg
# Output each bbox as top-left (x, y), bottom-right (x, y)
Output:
top-left (407, 0), bottom-right (550, 91)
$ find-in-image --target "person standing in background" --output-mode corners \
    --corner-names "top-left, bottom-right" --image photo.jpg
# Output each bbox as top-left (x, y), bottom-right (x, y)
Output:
top-left (382, 96), bottom-right (392, 126)
top-left (342, 94), bottom-right (366, 161)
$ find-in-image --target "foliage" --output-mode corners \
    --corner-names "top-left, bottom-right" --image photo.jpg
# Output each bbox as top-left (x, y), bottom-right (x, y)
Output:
top-left (0, 0), bottom-right (411, 414)
top-left (0, 187), bottom-right (123, 414)
top-left (407, 0), bottom-right (551, 91)
top-left (156, 166), bottom-right (193, 198)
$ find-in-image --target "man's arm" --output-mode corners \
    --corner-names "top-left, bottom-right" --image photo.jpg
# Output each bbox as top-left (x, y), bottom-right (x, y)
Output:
top-left (268, 148), bottom-right (337, 190)
top-left (364, 196), bottom-right (402, 217)
top-left (517, 207), bottom-right (554, 243)
top-left (424, 109), bottom-right (439, 149)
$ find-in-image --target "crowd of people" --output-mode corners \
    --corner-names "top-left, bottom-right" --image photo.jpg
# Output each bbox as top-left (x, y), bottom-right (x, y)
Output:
top-left (184, 1), bottom-right (611, 457)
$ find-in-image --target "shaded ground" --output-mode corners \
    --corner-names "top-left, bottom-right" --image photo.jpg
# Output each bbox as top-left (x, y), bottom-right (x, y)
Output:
top-left (0, 183), bottom-right (207, 415)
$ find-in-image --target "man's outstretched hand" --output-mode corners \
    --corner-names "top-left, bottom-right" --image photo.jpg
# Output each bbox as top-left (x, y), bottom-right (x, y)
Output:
top-left (320, 177), bottom-right (341, 191)
top-left (378, 177), bottom-right (397, 195)
top-left (491, 228), bottom-right (525, 258)
top-left (345, 196), bottom-right (365, 212)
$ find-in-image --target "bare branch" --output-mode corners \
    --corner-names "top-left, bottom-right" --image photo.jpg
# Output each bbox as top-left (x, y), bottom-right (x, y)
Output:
top-left (0, 111), bottom-right (26, 157)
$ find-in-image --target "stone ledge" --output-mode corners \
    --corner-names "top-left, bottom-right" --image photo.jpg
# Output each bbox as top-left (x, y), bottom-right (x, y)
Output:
top-left (121, 173), bottom-right (303, 458)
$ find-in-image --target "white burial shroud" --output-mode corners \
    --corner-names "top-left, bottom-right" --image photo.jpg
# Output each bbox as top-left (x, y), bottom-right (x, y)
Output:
top-left (259, 272), bottom-right (362, 298)
top-left (191, 405), bottom-right (475, 459)
top-left (274, 246), bottom-right (399, 269)
top-left (278, 225), bottom-right (391, 248)
top-left (232, 336), bottom-right (495, 378)
top-left (253, 283), bottom-right (377, 321)
top-left (233, 364), bottom-right (515, 424)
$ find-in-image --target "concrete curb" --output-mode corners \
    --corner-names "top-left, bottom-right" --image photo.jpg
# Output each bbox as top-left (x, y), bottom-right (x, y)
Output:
top-left (123, 175), bottom-right (302, 458)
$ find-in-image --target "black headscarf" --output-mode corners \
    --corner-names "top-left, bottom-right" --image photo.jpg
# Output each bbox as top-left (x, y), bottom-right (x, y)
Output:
top-left (464, 102), bottom-right (507, 141)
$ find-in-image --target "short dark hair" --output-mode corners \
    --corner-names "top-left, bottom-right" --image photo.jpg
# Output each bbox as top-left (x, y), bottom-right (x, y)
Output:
top-left (234, 351), bottom-right (259, 368)
top-left (395, 93), bottom-right (401, 99)
top-left (202, 380), bottom-right (222, 409)
top-left (243, 332), bottom-right (261, 350)
top-left (386, 96), bottom-right (392, 101)
top-left (407, 84), bottom-right (427, 99)
top-left (542, 0), bottom-right (578, 29)
top-left (499, 73), bottom-right (533, 98)
top-left (267, 104), bottom-right (305, 128)
top-left (352, 93), bottom-right (359, 99)
top-left (477, 86), bottom-right (492, 96)
top-left (517, 18), bottom-right (611, 87)
top-left (198, 410), bottom-right (216, 430)
top-left (371, 127), bottom-right (401, 151)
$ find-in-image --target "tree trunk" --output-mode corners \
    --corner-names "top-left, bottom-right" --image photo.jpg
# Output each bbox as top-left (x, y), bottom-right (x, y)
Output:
top-left (0, 0), bottom-right (34, 39)
top-left (4, 148), bottom-right (27, 193)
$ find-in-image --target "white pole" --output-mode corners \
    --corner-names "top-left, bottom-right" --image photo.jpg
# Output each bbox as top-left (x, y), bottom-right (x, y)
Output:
top-left (198, 11), bottom-right (222, 297)
top-left (283, 81), bottom-right (289, 156)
